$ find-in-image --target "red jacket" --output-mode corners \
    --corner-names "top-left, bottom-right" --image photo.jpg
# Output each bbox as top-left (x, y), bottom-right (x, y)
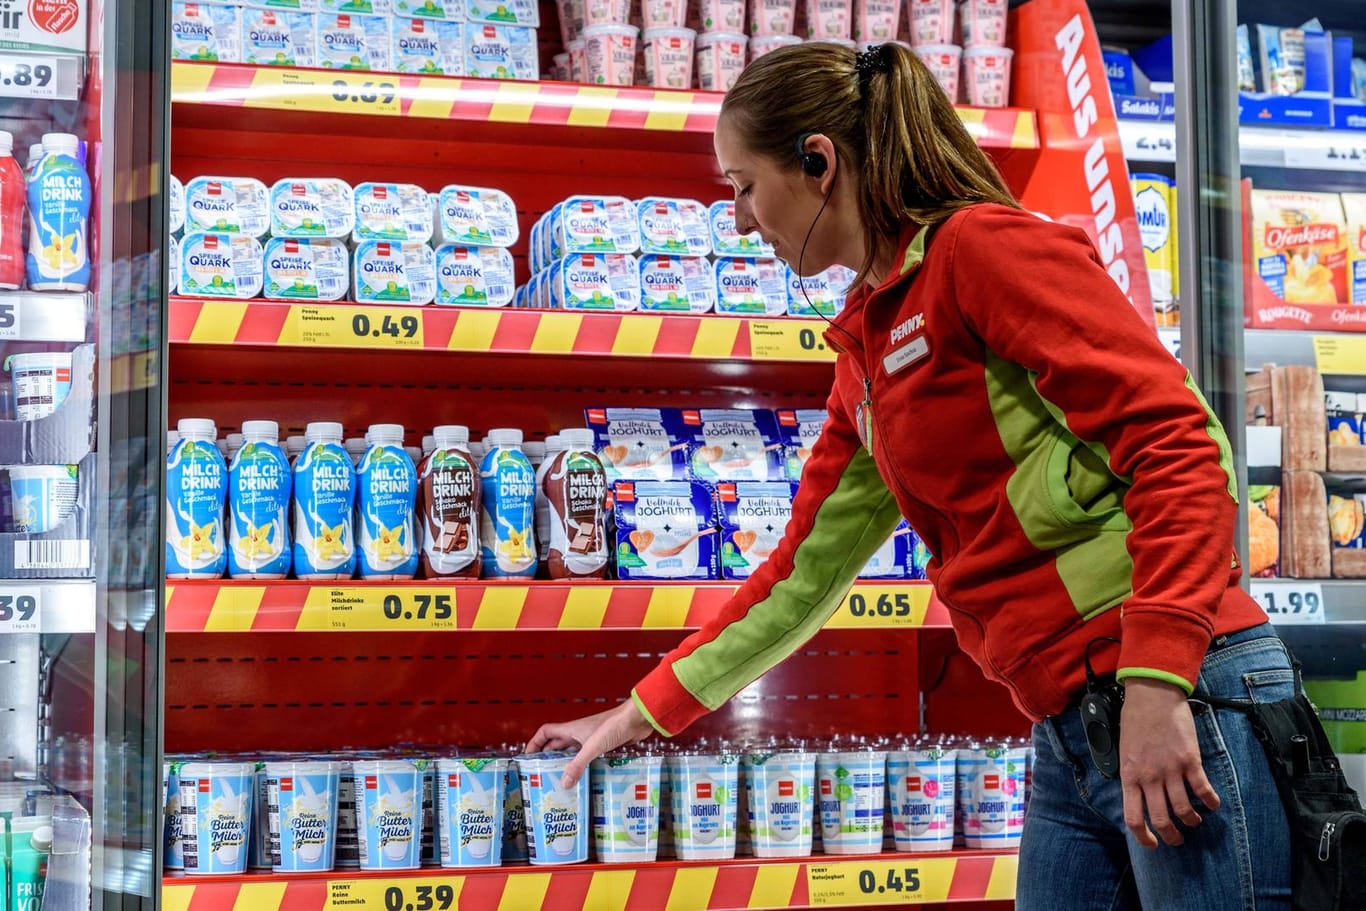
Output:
top-left (632, 204), bottom-right (1266, 733)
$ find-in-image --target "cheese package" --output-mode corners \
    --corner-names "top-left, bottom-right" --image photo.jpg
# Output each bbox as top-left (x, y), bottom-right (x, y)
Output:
top-left (612, 480), bottom-right (718, 580)
top-left (715, 480), bottom-right (797, 580)
top-left (1250, 189), bottom-right (1348, 305)
top-left (1132, 173), bottom-right (1176, 322)
top-left (1344, 193), bottom-right (1366, 305)
top-left (678, 408), bottom-right (783, 482)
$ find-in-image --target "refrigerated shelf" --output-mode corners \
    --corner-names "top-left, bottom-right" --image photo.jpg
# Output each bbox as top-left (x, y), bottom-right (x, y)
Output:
top-left (1121, 119), bottom-right (1366, 169)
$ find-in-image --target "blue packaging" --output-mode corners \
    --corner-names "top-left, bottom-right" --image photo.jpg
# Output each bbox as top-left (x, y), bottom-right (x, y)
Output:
top-left (637, 197), bottom-right (712, 256)
top-left (517, 754), bottom-right (590, 864)
top-left (715, 480), bottom-right (796, 581)
top-left (714, 256), bottom-right (788, 315)
top-left (775, 408), bottom-right (826, 482)
top-left (166, 418), bottom-right (229, 579)
top-left (549, 252), bottom-right (640, 311)
top-left (26, 133), bottom-right (91, 292)
top-left (1102, 48), bottom-right (1135, 96)
top-left (786, 265), bottom-right (854, 318)
top-left (353, 760), bottom-right (424, 870)
top-left (681, 408), bottom-right (783, 482)
top-left (228, 421), bottom-right (293, 579)
top-left (266, 761), bottom-right (342, 872)
top-left (612, 479), bottom-right (718, 580)
top-left (668, 753), bottom-right (740, 861)
top-left (585, 407), bottom-right (689, 481)
top-left (165, 762), bottom-right (184, 870)
top-left (356, 424), bottom-right (419, 579)
top-left (886, 747), bottom-right (956, 852)
top-left (437, 758), bottom-right (507, 867)
top-left (708, 200), bottom-right (773, 257)
top-left (638, 253), bottom-right (715, 313)
top-left (175, 761), bottom-right (256, 875)
top-left (479, 428), bottom-right (537, 578)
top-left (859, 519), bottom-right (915, 579)
top-left (590, 754), bottom-right (663, 863)
top-left (292, 423), bottom-right (357, 580)
top-left (744, 750), bottom-right (815, 858)
top-left (242, 8), bottom-right (316, 66)
top-left (816, 749), bottom-right (887, 855)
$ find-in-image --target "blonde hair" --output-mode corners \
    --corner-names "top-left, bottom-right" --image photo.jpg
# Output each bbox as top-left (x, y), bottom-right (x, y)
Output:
top-left (719, 42), bottom-right (1019, 285)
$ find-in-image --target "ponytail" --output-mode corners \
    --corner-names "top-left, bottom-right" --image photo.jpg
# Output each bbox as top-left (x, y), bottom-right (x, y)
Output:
top-left (720, 42), bottom-right (1019, 286)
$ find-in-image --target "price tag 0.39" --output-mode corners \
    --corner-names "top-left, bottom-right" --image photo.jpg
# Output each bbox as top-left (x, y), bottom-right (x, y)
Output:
top-left (1251, 581), bottom-right (1325, 626)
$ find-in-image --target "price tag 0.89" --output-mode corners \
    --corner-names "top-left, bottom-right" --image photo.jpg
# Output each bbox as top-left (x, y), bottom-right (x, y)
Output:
top-left (0, 55), bottom-right (58, 100)
top-left (748, 321), bottom-right (836, 362)
top-left (0, 588), bottom-right (40, 634)
top-left (1251, 580), bottom-right (1326, 625)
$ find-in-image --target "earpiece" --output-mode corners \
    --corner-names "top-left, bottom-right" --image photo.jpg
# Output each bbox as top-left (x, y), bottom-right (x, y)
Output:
top-left (796, 132), bottom-right (828, 178)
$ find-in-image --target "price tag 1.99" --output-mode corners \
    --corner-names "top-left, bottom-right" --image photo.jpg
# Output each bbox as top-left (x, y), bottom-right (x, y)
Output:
top-left (312, 587), bottom-right (458, 631)
top-left (807, 859), bottom-right (958, 905)
top-left (748, 321), bottom-right (836, 362)
top-left (1251, 580), bottom-right (1326, 625)
top-left (0, 587), bottom-right (41, 634)
top-left (0, 55), bottom-right (58, 100)
top-left (283, 305), bottom-right (424, 350)
top-left (327, 877), bottom-right (461, 911)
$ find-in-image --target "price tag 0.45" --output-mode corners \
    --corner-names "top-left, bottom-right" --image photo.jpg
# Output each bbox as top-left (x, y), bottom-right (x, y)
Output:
top-left (748, 320), bottom-right (836, 362)
top-left (321, 588), bottom-right (457, 631)
top-left (0, 55), bottom-right (58, 100)
top-left (284, 305), bottom-right (424, 350)
top-left (1251, 580), bottom-right (1326, 626)
top-left (0, 588), bottom-right (41, 634)
top-left (807, 859), bottom-right (959, 905)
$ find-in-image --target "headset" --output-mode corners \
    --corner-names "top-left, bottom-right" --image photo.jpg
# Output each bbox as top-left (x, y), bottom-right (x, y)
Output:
top-left (796, 132), bottom-right (828, 178)
top-left (793, 132), bottom-right (836, 325)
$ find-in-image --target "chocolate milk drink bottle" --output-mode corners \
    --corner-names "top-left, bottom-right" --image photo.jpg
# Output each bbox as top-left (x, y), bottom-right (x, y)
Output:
top-left (418, 424), bottom-right (481, 578)
top-left (544, 428), bottom-right (608, 579)
top-left (533, 435), bottom-right (562, 576)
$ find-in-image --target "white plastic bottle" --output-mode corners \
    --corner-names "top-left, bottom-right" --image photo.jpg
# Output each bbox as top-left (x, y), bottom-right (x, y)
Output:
top-left (227, 420), bottom-right (293, 580)
top-left (26, 132), bottom-right (90, 292)
top-left (478, 428), bottom-right (537, 578)
top-left (166, 418), bottom-right (229, 579)
top-left (356, 423), bottom-right (418, 579)
top-left (293, 421), bottom-right (357, 580)
top-left (543, 428), bottom-right (608, 579)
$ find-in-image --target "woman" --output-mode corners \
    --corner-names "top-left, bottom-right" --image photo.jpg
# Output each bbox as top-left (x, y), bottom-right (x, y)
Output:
top-left (528, 42), bottom-right (1291, 909)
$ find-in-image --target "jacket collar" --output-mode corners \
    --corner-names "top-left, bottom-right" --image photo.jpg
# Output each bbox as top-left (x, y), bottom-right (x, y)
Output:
top-left (823, 223), bottom-right (930, 355)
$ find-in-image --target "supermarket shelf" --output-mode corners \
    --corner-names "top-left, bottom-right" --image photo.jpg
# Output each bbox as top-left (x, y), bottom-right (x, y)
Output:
top-left (1253, 579), bottom-right (1366, 625)
top-left (0, 51), bottom-right (84, 103)
top-left (164, 580), bottom-right (943, 633)
top-left (161, 851), bottom-right (1018, 909)
top-left (1120, 119), bottom-right (1366, 170)
top-left (168, 62), bottom-right (1039, 149)
top-left (1244, 330), bottom-right (1366, 376)
top-left (0, 579), bottom-right (94, 634)
top-left (0, 291), bottom-right (88, 342)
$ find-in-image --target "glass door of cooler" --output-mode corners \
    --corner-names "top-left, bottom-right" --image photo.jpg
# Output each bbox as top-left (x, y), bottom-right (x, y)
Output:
top-left (0, 0), bottom-right (167, 902)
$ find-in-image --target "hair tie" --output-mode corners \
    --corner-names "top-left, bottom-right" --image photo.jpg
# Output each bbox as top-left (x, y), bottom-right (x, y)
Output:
top-left (854, 44), bottom-right (892, 93)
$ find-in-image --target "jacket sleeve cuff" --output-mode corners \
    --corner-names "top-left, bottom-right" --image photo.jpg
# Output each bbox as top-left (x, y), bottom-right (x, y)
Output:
top-left (631, 663), bottom-right (710, 738)
top-left (1114, 609), bottom-right (1212, 695)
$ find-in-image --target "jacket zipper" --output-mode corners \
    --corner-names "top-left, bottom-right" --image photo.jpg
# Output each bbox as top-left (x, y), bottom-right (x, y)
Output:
top-left (1320, 820), bottom-right (1336, 862)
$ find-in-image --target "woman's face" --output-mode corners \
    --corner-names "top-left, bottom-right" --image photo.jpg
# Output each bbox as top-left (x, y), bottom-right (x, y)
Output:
top-left (714, 118), bottom-right (852, 276)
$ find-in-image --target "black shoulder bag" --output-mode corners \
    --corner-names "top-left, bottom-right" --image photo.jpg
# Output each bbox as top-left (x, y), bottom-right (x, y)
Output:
top-left (1197, 663), bottom-right (1366, 910)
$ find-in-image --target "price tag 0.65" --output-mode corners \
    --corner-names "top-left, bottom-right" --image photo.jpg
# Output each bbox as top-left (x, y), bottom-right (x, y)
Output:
top-left (1251, 580), bottom-right (1326, 625)
top-left (0, 55), bottom-right (58, 100)
top-left (0, 589), bottom-right (40, 634)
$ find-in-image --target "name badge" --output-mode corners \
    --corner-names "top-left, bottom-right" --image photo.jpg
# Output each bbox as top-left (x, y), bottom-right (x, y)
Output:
top-left (882, 336), bottom-right (929, 375)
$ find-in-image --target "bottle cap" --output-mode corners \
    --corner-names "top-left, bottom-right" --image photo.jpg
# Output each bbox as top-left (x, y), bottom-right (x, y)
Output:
top-left (306, 421), bottom-right (344, 443)
top-left (433, 425), bottom-right (469, 447)
top-left (176, 417), bottom-right (217, 439)
top-left (241, 420), bottom-right (279, 442)
top-left (543, 434), bottom-right (563, 454)
top-left (486, 428), bottom-right (523, 448)
top-left (367, 423), bottom-right (406, 446)
top-left (41, 132), bottom-right (80, 155)
top-left (559, 428), bottom-right (596, 450)
top-left (29, 825), bottom-right (52, 852)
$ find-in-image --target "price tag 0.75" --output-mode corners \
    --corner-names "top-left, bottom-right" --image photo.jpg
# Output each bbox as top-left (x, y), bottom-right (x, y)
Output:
top-left (0, 589), bottom-right (40, 633)
top-left (0, 55), bottom-right (58, 100)
top-left (322, 588), bottom-right (457, 631)
top-left (1251, 580), bottom-right (1326, 626)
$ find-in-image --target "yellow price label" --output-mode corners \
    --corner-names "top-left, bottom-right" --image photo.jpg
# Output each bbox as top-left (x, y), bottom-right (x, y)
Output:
top-left (1313, 335), bottom-right (1366, 375)
top-left (283, 305), bottom-right (425, 349)
top-left (250, 69), bottom-right (403, 117)
top-left (824, 585), bottom-right (931, 628)
top-left (326, 876), bottom-right (462, 910)
top-left (806, 859), bottom-right (957, 905)
top-left (749, 320), bottom-right (837, 361)
top-left (304, 587), bottom-right (458, 631)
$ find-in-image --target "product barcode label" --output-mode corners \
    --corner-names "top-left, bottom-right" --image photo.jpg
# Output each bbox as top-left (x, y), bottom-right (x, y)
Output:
top-left (178, 782), bottom-right (200, 869)
top-left (14, 539), bottom-right (90, 570)
top-left (485, 284), bottom-right (510, 300)
top-left (268, 778), bottom-right (282, 866)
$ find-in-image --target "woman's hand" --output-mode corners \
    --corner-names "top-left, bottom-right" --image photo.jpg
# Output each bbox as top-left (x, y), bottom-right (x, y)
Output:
top-left (1119, 677), bottom-right (1221, 848)
top-left (525, 700), bottom-right (656, 788)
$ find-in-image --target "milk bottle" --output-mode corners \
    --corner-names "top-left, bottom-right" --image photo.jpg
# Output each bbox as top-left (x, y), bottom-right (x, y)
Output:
top-left (166, 418), bottom-right (229, 579)
top-left (533, 435), bottom-right (562, 574)
top-left (478, 428), bottom-right (537, 578)
top-left (356, 424), bottom-right (418, 579)
top-left (26, 133), bottom-right (90, 292)
top-left (293, 421), bottom-right (357, 580)
top-left (344, 437), bottom-right (367, 466)
top-left (418, 424), bottom-right (480, 579)
top-left (228, 420), bottom-right (293, 579)
top-left (543, 428), bottom-right (608, 579)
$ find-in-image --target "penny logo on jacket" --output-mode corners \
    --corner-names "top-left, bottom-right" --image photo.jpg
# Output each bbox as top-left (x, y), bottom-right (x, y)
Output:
top-left (884, 312), bottom-right (929, 375)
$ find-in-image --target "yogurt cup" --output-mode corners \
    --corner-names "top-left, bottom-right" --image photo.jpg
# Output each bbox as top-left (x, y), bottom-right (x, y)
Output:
top-left (749, 33), bottom-right (802, 59)
top-left (852, 0), bottom-right (898, 42)
top-left (641, 0), bottom-right (685, 29)
top-left (9, 465), bottom-right (78, 534)
top-left (555, 0), bottom-right (584, 45)
top-left (958, 0), bottom-right (1006, 47)
top-left (590, 754), bottom-right (663, 863)
top-left (709, 200), bottom-right (773, 255)
top-left (816, 750), bottom-right (887, 855)
top-left (517, 754), bottom-right (590, 864)
top-left (642, 28), bottom-right (696, 88)
top-left (262, 237), bottom-right (350, 301)
top-left (179, 231), bottom-right (265, 299)
top-left (421, 762), bottom-right (440, 866)
top-left (436, 185), bottom-right (520, 248)
top-left (714, 256), bottom-right (787, 315)
top-left (335, 763), bottom-right (360, 867)
top-left (183, 176), bottom-right (270, 238)
top-left (164, 762), bottom-right (184, 871)
top-left (744, 750), bottom-right (815, 858)
top-left (697, 0), bottom-right (744, 33)
top-left (551, 52), bottom-right (571, 80)
top-left (748, 0), bottom-right (796, 36)
top-left (435, 245), bottom-right (516, 307)
top-left (963, 45), bottom-right (1011, 107)
top-left (886, 747), bottom-right (956, 852)
top-left (437, 757), bottom-right (507, 867)
top-left (169, 175), bottom-right (185, 236)
top-left (567, 38), bottom-right (587, 81)
top-left (695, 32), bottom-right (747, 92)
top-left (668, 753), bottom-right (740, 860)
top-left (250, 763), bottom-right (274, 869)
top-left (638, 254), bottom-right (715, 312)
top-left (354, 182), bottom-right (435, 243)
top-left (352, 241), bottom-right (436, 305)
top-left (582, 24), bottom-right (639, 85)
top-left (804, 0), bottom-right (851, 40)
top-left (913, 43), bottom-right (961, 101)
top-left (8, 351), bottom-right (72, 421)
top-left (551, 252), bottom-right (640, 310)
top-left (174, 761), bottom-right (255, 874)
top-left (959, 745), bottom-right (1025, 848)
top-left (353, 760), bottom-right (425, 870)
top-left (637, 197), bottom-right (711, 255)
top-left (580, 0), bottom-right (628, 28)
top-left (266, 761), bottom-right (341, 872)
top-left (907, 0), bottom-right (953, 46)
top-left (270, 178), bottom-right (355, 239)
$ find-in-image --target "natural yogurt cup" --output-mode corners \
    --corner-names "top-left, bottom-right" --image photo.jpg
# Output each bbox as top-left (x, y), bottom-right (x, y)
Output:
top-left (316, 13), bottom-right (390, 70)
top-left (173, 761), bottom-right (255, 874)
top-left (958, 744), bottom-right (1025, 849)
top-left (352, 240), bottom-right (437, 305)
top-left (803, 0), bottom-right (850, 40)
top-left (787, 263), bottom-right (854, 317)
top-left (270, 178), bottom-right (355, 239)
top-left (714, 256), bottom-right (787, 315)
top-left (550, 252), bottom-right (640, 310)
top-left (668, 753), bottom-right (740, 860)
top-left (641, 28), bottom-right (696, 88)
top-left (638, 254), bottom-right (715, 312)
top-left (886, 746), bottom-right (956, 852)
top-left (749, 33), bottom-right (801, 59)
top-left (708, 200), bottom-right (773, 256)
top-left (695, 32), bottom-right (747, 92)
top-left (958, 0), bottom-right (1006, 47)
top-left (172, 2), bottom-right (242, 62)
top-left (180, 232), bottom-right (264, 299)
top-left (242, 8), bottom-right (316, 66)
top-left (637, 197), bottom-right (710, 255)
top-left (744, 749), bottom-right (815, 858)
top-left (437, 757), bottom-right (508, 867)
top-left (913, 44), bottom-right (961, 101)
top-left (582, 24), bottom-right (639, 85)
top-left (464, 23), bottom-right (539, 80)
top-left (852, 0), bottom-right (897, 42)
top-left (434, 244), bottom-right (515, 306)
top-left (266, 760), bottom-right (341, 872)
top-left (590, 754), bottom-right (663, 863)
top-left (353, 760), bottom-right (425, 870)
top-left (263, 237), bottom-right (349, 301)
top-left (392, 17), bottom-right (464, 75)
top-left (435, 185), bottom-right (520, 248)
top-left (184, 176), bottom-right (270, 237)
top-left (748, 0), bottom-right (796, 36)
top-left (517, 753), bottom-right (590, 864)
top-left (354, 182), bottom-right (435, 243)
top-left (697, 0), bottom-right (744, 33)
top-left (963, 45), bottom-right (1012, 106)
top-left (907, 0), bottom-right (953, 45)
top-left (555, 196), bottom-right (640, 253)
top-left (817, 749), bottom-right (887, 854)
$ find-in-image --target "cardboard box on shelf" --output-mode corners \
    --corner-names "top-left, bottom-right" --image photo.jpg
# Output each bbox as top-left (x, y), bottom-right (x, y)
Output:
top-left (1251, 189), bottom-right (1349, 307)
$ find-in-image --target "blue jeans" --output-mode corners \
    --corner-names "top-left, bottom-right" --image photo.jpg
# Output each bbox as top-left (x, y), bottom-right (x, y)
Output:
top-left (1016, 624), bottom-right (1293, 910)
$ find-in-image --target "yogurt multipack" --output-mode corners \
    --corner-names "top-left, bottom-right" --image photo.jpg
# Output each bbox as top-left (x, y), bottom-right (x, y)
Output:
top-left (354, 183), bottom-right (435, 242)
top-left (638, 254), bottom-right (715, 313)
top-left (392, 0), bottom-right (461, 18)
top-left (787, 264), bottom-right (855, 317)
top-left (715, 480), bottom-right (796, 580)
top-left (391, 17), bottom-right (464, 73)
top-left (553, 196), bottom-right (641, 254)
top-left (714, 256), bottom-right (788, 315)
top-left (585, 407), bottom-right (688, 481)
top-left (435, 244), bottom-right (516, 306)
top-left (184, 176), bottom-right (270, 237)
top-left (180, 232), bottom-right (265, 299)
top-left (169, 175), bottom-right (186, 236)
top-left (549, 252), bottom-right (640, 310)
top-left (775, 408), bottom-right (824, 482)
top-left (435, 185), bottom-right (519, 248)
top-left (464, 23), bottom-right (539, 80)
top-left (172, 2), bottom-right (243, 62)
top-left (352, 240), bottom-right (437, 304)
top-left (263, 237), bottom-right (350, 301)
top-left (270, 178), bottom-right (356, 239)
top-left (860, 518), bottom-right (920, 579)
top-left (637, 197), bottom-right (711, 256)
top-left (612, 479), bottom-right (718, 580)
top-left (316, 13), bottom-right (391, 70)
top-left (241, 7), bottom-right (316, 66)
top-left (682, 408), bottom-right (783, 482)
top-left (708, 200), bottom-right (773, 256)
top-left (466, 0), bottom-right (538, 26)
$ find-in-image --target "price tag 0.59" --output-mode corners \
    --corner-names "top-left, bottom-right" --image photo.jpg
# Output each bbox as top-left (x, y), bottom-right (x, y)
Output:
top-left (284, 305), bottom-right (424, 349)
top-left (0, 55), bottom-right (58, 100)
top-left (321, 588), bottom-right (457, 631)
top-left (1251, 580), bottom-right (1326, 625)
top-left (0, 589), bottom-right (40, 633)
top-left (749, 321), bottom-right (836, 362)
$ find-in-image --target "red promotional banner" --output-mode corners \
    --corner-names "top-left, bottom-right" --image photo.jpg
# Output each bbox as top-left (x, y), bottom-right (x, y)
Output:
top-left (1008, 0), bottom-right (1155, 326)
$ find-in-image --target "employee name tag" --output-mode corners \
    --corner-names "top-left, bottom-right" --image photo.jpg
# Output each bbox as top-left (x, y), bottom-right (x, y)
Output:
top-left (883, 335), bottom-right (929, 375)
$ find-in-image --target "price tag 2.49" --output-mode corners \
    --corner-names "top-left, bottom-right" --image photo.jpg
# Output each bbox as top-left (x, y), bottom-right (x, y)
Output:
top-left (0, 589), bottom-right (40, 633)
top-left (1251, 580), bottom-right (1325, 625)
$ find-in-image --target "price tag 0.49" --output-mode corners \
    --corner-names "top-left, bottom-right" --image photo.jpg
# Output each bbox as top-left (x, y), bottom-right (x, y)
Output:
top-left (323, 588), bottom-right (457, 631)
top-left (748, 320), bottom-right (836, 362)
top-left (0, 588), bottom-right (41, 634)
top-left (284, 305), bottom-right (424, 349)
top-left (0, 55), bottom-right (58, 100)
top-left (1251, 580), bottom-right (1326, 625)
